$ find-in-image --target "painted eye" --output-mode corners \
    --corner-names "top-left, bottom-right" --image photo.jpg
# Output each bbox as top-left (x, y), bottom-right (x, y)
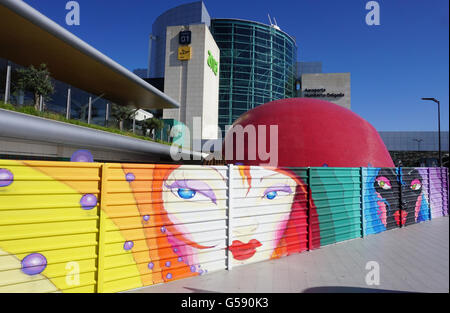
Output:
top-left (410, 179), bottom-right (421, 191)
top-left (177, 188), bottom-right (196, 199)
top-left (264, 191), bottom-right (278, 200)
top-left (376, 178), bottom-right (391, 190)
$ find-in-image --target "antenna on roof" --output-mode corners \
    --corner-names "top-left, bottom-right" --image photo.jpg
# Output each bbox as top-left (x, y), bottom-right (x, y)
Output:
top-left (272, 17), bottom-right (281, 30)
top-left (268, 14), bottom-right (281, 30)
top-left (267, 14), bottom-right (273, 26)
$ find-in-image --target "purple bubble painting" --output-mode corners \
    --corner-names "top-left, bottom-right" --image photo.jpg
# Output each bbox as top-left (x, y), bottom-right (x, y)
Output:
top-left (21, 253), bottom-right (47, 275)
top-left (80, 194), bottom-right (97, 210)
top-left (123, 241), bottom-right (134, 251)
top-left (70, 150), bottom-right (94, 163)
top-left (0, 169), bottom-right (13, 187)
top-left (125, 172), bottom-right (135, 182)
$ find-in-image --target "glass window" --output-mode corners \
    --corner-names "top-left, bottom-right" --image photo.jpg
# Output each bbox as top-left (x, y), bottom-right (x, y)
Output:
top-left (213, 34), bottom-right (231, 42)
top-left (255, 29), bottom-right (270, 40)
top-left (213, 26), bottom-right (232, 34)
top-left (234, 34), bottom-right (250, 43)
top-left (234, 26), bottom-right (252, 36)
top-left (234, 42), bottom-right (250, 50)
top-left (216, 41), bottom-right (232, 49)
top-left (234, 71), bottom-right (250, 80)
top-left (234, 57), bottom-right (251, 65)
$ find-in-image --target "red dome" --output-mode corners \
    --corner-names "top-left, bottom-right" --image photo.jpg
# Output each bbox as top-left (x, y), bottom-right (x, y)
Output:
top-left (223, 98), bottom-right (394, 167)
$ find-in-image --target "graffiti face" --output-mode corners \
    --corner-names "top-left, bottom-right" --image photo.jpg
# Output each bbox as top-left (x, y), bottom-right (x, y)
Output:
top-left (374, 168), bottom-right (425, 227)
top-left (400, 168), bottom-right (426, 225)
top-left (162, 165), bottom-right (228, 271)
top-left (230, 167), bottom-right (297, 265)
top-left (162, 166), bottom-right (298, 267)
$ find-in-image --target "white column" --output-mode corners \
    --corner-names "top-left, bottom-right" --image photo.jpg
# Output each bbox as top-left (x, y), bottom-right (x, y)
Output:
top-left (226, 164), bottom-right (234, 270)
top-left (105, 102), bottom-right (109, 126)
top-left (87, 96), bottom-right (92, 124)
top-left (39, 95), bottom-right (43, 111)
top-left (4, 63), bottom-right (11, 103)
top-left (66, 88), bottom-right (71, 119)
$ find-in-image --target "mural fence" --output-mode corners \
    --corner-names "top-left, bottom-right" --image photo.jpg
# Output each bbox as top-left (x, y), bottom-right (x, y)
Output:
top-left (0, 160), bottom-right (101, 293)
top-left (0, 160), bottom-right (448, 293)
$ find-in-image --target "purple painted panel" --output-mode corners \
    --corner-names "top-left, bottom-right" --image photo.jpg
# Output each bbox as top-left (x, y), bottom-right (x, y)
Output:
top-left (428, 168), bottom-right (449, 218)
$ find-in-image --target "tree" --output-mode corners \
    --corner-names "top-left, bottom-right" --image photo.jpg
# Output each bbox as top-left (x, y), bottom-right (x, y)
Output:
top-left (111, 103), bottom-right (136, 131)
top-left (142, 117), bottom-right (164, 139)
top-left (15, 64), bottom-right (54, 111)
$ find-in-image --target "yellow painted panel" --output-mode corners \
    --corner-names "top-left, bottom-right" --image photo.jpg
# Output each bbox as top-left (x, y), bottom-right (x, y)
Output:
top-left (104, 249), bottom-right (150, 270)
top-left (0, 220), bottom-right (98, 241)
top-left (0, 160), bottom-right (99, 293)
top-left (62, 284), bottom-right (96, 293)
top-left (0, 247), bottom-right (96, 271)
top-left (0, 194), bottom-right (99, 210)
top-left (103, 264), bottom-right (145, 282)
top-left (104, 238), bottom-right (148, 256)
top-left (102, 275), bottom-right (146, 293)
top-left (0, 233), bottom-right (97, 255)
top-left (0, 208), bottom-right (98, 225)
top-left (100, 209), bottom-right (143, 289)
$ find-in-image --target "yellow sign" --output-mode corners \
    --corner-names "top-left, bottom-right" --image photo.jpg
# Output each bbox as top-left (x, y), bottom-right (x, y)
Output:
top-left (178, 46), bottom-right (192, 60)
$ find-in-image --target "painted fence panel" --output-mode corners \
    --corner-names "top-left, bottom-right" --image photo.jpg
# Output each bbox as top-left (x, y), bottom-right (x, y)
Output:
top-left (0, 160), bottom-right (448, 293)
top-left (0, 160), bottom-right (101, 293)
top-left (228, 166), bottom-right (310, 267)
top-left (98, 164), bottom-right (228, 293)
top-left (428, 167), bottom-right (449, 218)
top-left (400, 168), bottom-right (431, 227)
top-left (309, 168), bottom-right (362, 246)
top-left (363, 168), bottom-right (402, 235)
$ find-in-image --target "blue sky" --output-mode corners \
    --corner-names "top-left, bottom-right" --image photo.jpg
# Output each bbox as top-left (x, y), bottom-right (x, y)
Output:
top-left (23, 0), bottom-right (449, 131)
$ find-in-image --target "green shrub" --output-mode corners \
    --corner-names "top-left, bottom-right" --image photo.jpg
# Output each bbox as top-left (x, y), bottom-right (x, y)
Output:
top-left (0, 101), bottom-right (173, 146)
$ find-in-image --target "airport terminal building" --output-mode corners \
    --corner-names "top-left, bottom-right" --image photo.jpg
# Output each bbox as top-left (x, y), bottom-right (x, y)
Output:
top-left (146, 1), bottom-right (351, 138)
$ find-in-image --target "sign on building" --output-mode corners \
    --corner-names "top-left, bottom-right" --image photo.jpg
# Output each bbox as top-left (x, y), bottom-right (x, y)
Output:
top-left (178, 46), bottom-right (192, 60)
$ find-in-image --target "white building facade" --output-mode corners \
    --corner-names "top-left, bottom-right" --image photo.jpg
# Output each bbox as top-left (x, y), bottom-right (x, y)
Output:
top-left (163, 24), bottom-right (220, 142)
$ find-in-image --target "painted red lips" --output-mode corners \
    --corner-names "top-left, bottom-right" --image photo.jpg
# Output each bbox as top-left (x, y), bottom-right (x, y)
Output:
top-left (394, 210), bottom-right (408, 226)
top-left (228, 239), bottom-right (262, 261)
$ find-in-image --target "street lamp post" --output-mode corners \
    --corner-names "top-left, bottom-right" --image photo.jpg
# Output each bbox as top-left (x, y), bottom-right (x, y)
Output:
top-left (421, 98), bottom-right (441, 167)
top-left (413, 138), bottom-right (423, 151)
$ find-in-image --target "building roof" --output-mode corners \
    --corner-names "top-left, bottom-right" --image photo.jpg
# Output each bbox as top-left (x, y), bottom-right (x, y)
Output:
top-left (211, 18), bottom-right (297, 45)
top-left (378, 131), bottom-right (449, 151)
top-left (0, 0), bottom-right (179, 110)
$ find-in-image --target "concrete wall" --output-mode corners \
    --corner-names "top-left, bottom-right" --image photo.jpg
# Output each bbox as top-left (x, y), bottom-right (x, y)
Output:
top-left (163, 24), bottom-right (220, 142)
top-left (0, 136), bottom-right (165, 163)
top-left (300, 73), bottom-right (351, 109)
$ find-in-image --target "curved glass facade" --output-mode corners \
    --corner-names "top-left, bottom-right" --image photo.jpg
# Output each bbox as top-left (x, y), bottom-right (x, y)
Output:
top-left (211, 19), bottom-right (297, 134)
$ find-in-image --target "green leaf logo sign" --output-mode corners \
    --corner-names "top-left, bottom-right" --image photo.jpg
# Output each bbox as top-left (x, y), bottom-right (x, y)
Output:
top-left (207, 50), bottom-right (218, 76)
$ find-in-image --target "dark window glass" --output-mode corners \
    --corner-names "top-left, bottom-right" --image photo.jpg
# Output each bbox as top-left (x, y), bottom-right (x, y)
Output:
top-left (234, 42), bottom-right (250, 50)
top-left (234, 71), bottom-right (250, 80)
top-left (216, 41), bottom-right (231, 49)
top-left (234, 50), bottom-right (250, 59)
top-left (234, 26), bottom-right (252, 36)
top-left (213, 26), bottom-right (232, 34)
top-left (234, 57), bottom-right (251, 65)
